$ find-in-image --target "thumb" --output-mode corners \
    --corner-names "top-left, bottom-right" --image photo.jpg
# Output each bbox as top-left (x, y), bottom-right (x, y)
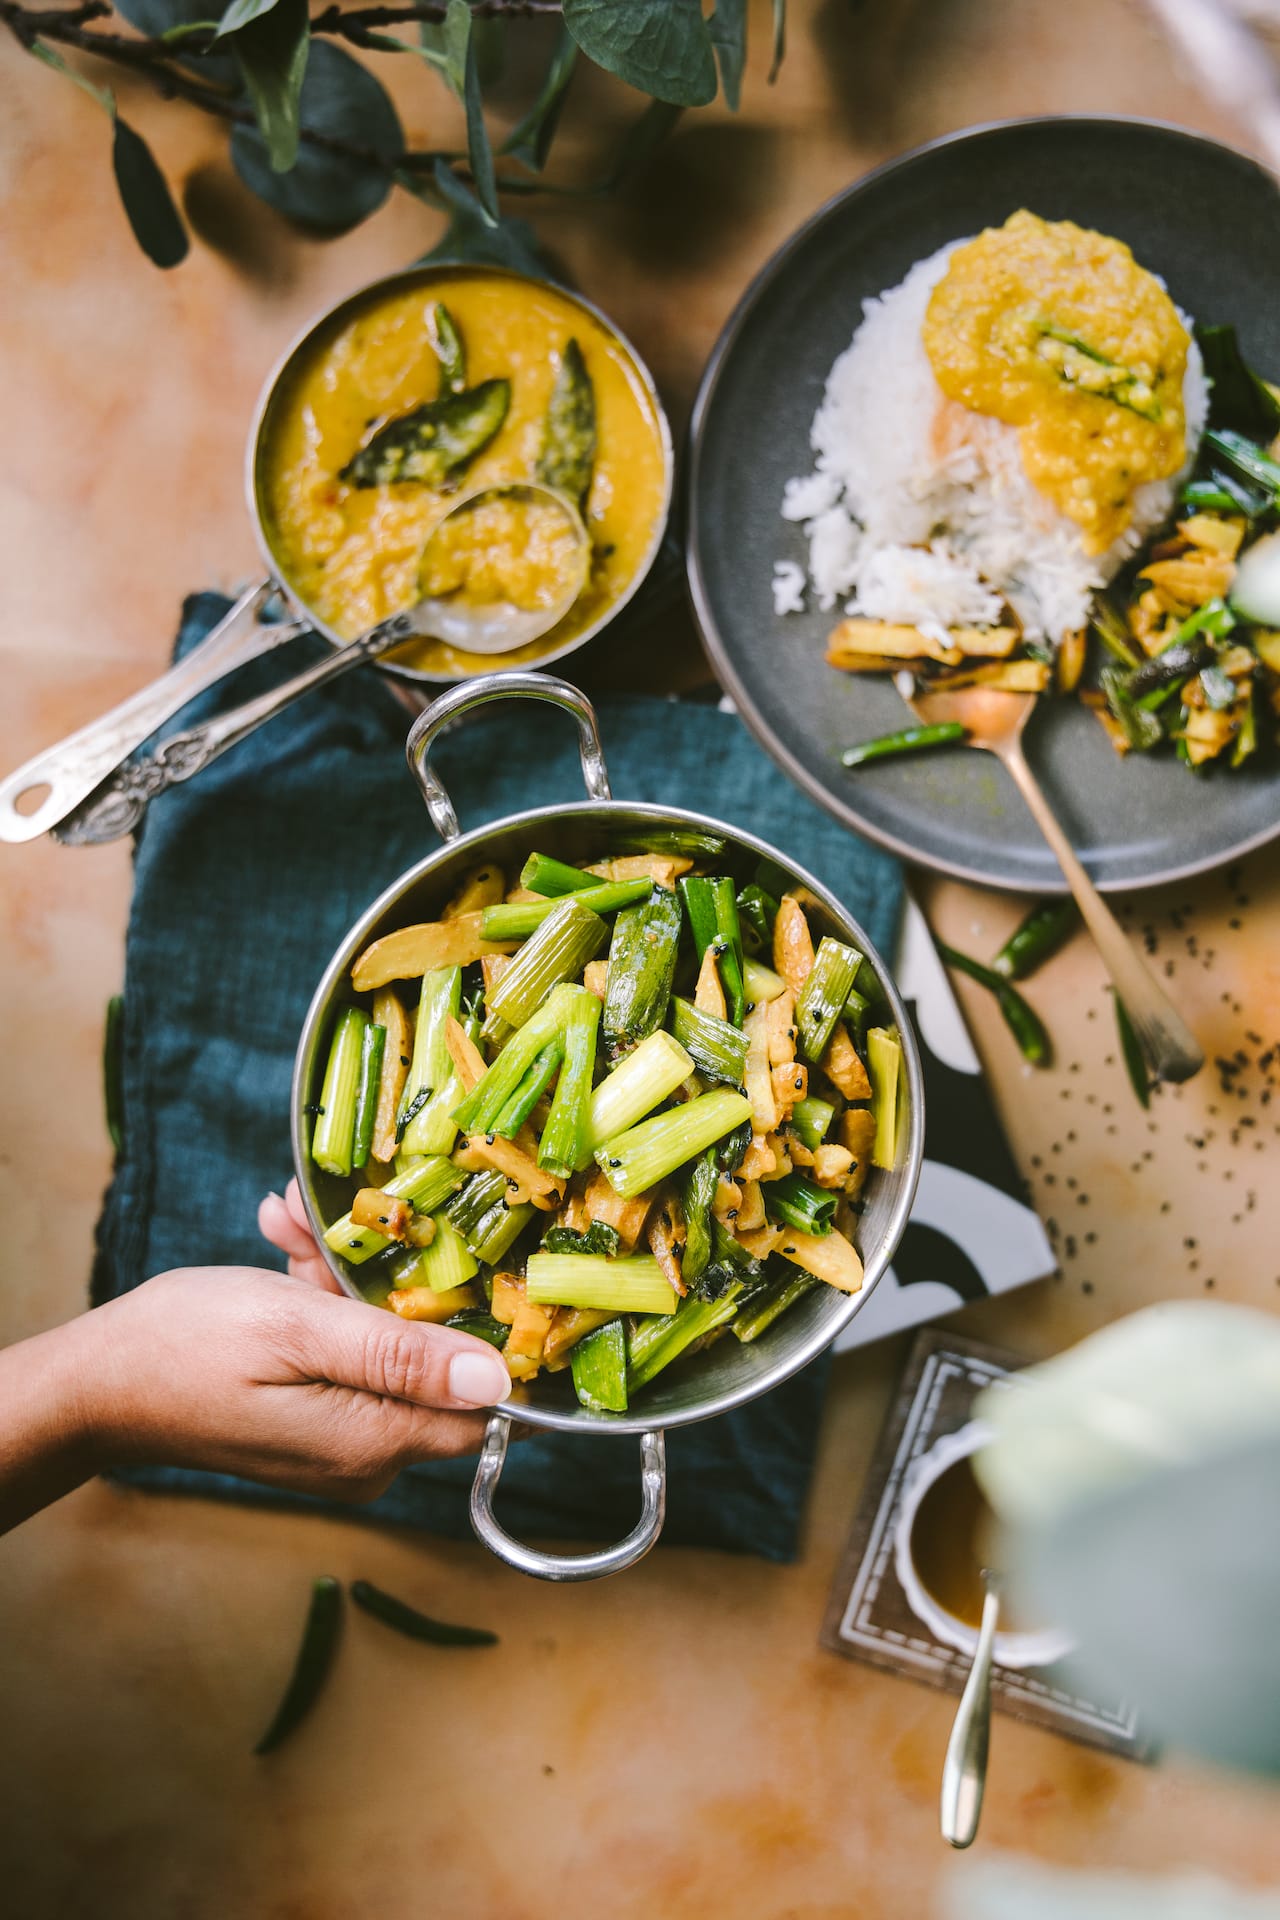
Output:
top-left (297, 1291), bottom-right (513, 1413)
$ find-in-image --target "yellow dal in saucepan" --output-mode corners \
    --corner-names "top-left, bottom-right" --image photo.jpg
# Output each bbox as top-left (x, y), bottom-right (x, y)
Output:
top-left (420, 489), bottom-right (584, 613)
top-left (260, 273), bottom-right (668, 675)
top-left (922, 211), bottom-right (1189, 552)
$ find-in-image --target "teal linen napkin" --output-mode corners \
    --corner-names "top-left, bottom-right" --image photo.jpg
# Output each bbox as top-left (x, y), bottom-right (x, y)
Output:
top-left (93, 594), bottom-right (902, 1560)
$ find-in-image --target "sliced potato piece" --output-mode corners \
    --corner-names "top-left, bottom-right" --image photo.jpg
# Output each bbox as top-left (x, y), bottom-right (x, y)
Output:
top-left (775, 1224), bottom-right (864, 1293)
top-left (736, 1133), bottom-right (777, 1182)
top-left (1056, 626), bottom-right (1087, 694)
top-left (647, 1196), bottom-right (687, 1296)
top-left (773, 895), bottom-right (815, 993)
top-left (351, 1190), bottom-right (411, 1239)
top-left (736, 1178), bottom-right (766, 1231)
top-left (827, 620), bottom-right (962, 666)
top-left (771, 1060), bottom-right (808, 1119)
top-left (932, 659), bottom-right (1051, 694)
top-left (743, 1001), bottom-right (780, 1132)
top-left (1178, 513), bottom-right (1245, 558)
top-left (694, 946), bottom-right (727, 1020)
top-left (388, 1281), bottom-right (478, 1322)
top-left (583, 959), bottom-right (609, 1001)
top-left (821, 1022), bottom-right (872, 1100)
top-left (811, 1144), bottom-right (855, 1189)
top-left (490, 1270), bottom-right (525, 1325)
top-left (370, 987), bottom-right (411, 1165)
top-left (838, 1108), bottom-right (877, 1201)
top-left (506, 1298), bottom-right (555, 1382)
top-left (352, 914), bottom-right (516, 991)
top-left (584, 853), bottom-right (692, 887)
top-left (583, 1171), bottom-right (653, 1250)
top-left (443, 863), bottom-right (505, 919)
top-left (457, 1133), bottom-right (564, 1208)
top-left (445, 1015), bottom-right (487, 1095)
top-left (765, 988), bottom-right (797, 1065)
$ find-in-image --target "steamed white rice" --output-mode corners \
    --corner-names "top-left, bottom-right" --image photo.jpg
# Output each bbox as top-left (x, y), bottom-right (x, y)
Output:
top-left (777, 241), bottom-right (1208, 644)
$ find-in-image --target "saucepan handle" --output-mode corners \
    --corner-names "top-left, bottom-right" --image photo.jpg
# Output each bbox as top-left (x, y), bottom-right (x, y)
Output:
top-left (404, 672), bottom-right (612, 843)
top-left (0, 581), bottom-right (305, 845)
top-left (469, 1416), bottom-right (666, 1582)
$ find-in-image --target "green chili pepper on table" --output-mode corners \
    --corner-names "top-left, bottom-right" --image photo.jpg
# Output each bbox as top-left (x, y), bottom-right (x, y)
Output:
top-left (935, 942), bottom-right (1050, 1066)
top-left (254, 1575), bottom-right (343, 1756)
top-left (350, 1580), bottom-right (499, 1647)
top-left (991, 899), bottom-right (1079, 980)
top-left (841, 723), bottom-right (968, 768)
top-left (104, 993), bottom-right (124, 1155)
top-left (1114, 995), bottom-right (1152, 1110)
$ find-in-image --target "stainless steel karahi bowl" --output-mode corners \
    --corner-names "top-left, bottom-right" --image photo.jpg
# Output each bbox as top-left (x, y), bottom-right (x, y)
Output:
top-left (244, 263), bottom-right (673, 688)
top-left (292, 674), bottom-right (924, 1581)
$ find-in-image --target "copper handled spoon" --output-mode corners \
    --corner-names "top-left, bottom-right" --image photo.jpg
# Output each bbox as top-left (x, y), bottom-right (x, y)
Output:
top-left (895, 675), bottom-right (1204, 1084)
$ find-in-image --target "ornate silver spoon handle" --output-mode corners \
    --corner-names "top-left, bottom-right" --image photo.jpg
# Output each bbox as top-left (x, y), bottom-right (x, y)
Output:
top-left (54, 610), bottom-right (426, 845)
top-left (0, 581), bottom-right (310, 845)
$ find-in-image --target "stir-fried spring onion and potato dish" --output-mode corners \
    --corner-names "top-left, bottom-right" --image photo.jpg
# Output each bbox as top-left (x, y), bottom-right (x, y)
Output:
top-left (775, 209), bottom-right (1280, 772)
top-left (306, 850), bottom-right (905, 1414)
top-left (260, 271), bottom-right (668, 677)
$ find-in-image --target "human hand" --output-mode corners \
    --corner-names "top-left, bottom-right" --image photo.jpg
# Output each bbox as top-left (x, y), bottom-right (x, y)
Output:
top-left (67, 1185), bottom-right (511, 1502)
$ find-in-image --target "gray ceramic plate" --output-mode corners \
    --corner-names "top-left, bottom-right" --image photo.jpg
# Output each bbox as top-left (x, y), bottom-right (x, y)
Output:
top-left (687, 117), bottom-right (1280, 893)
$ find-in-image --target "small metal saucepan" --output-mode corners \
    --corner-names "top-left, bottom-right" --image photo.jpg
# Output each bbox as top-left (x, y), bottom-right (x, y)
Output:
top-left (0, 266), bottom-right (671, 846)
top-left (292, 674), bottom-right (925, 1583)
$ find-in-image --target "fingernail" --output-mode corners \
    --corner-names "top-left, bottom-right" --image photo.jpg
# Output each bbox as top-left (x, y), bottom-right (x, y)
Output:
top-left (448, 1352), bottom-right (512, 1408)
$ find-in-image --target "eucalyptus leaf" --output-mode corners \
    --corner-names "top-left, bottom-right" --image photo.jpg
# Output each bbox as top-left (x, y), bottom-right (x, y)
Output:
top-left (562, 0), bottom-right (717, 108)
top-left (228, 0), bottom-right (309, 173)
top-left (453, 0), bottom-right (498, 223)
top-left (112, 117), bottom-right (190, 267)
top-left (215, 0), bottom-right (281, 35)
top-left (232, 40), bottom-right (403, 232)
top-left (709, 0), bottom-right (747, 111)
top-left (414, 158), bottom-right (549, 276)
top-left (1025, 1435), bottom-right (1280, 1778)
top-left (502, 25), bottom-right (578, 172)
top-left (113, 0), bottom-right (237, 81)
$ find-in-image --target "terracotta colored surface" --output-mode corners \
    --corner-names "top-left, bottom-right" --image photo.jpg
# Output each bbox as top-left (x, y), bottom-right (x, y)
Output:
top-left (2, 2), bottom-right (1279, 1913)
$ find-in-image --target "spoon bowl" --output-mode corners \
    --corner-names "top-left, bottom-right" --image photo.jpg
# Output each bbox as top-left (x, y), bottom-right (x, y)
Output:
top-left (412, 481), bottom-right (591, 655)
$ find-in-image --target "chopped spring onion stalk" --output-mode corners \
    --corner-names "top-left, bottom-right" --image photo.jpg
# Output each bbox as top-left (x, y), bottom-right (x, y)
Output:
top-left (669, 995), bottom-right (750, 1086)
top-left (416, 1213), bottom-right (479, 1292)
top-left (602, 888), bottom-right (683, 1060)
top-left (400, 968), bottom-right (462, 1156)
top-left (1091, 595), bottom-right (1143, 670)
top-left (446, 1169), bottom-right (536, 1265)
top-left (323, 1155), bottom-right (463, 1263)
top-left (793, 936), bottom-right (862, 1064)
top-left (840, 722), bottom-right (966, 767)
top-left (791, 1094), bottom-right (836, 1151)
top-left (481, 880), bottom-right (652, 942)
top-left (538, 987), bottom-right (601, 1178)
top-left (519, 852), bottom-right (598, 896)
top-left (350, 1021), bottom-right (386, 1171)
top-left (763, 1172), bottom-right (836, 1237)
top-left (842, 985), bottom-right (872, 1047)
top-left (492, 1040), bottom-right (563, 1138)
top-left (525, 1253), bottom-right (677, 1315)
top-left (1203, 426), bottom-right (1280, 502)
top-left (483, 897), bottom-right (606, 1036)
top-left (627, 1286), bottom-right (746, 1391)
top-left (581, 1029), bottom-right (694, 1162)
top-left (732, 1271), bottom-right (818, 1344)
top-left (1182, 473), bottom-right (1266, 517)
top-left (595, 1087), bottom-right (753, 1198)
top-left (445, 1309), bottom-right (511, 1350)
top-left (735, 883), bottom-right (778, 955)
top-left (679, 1148), bottom-right (718, 1285)
top-left (866, 1027), bottom-right (903, 1172)
top-left (451, 983), bottom-right (577, 1135)
top-left (1229, 529), bottom-right (1280, 626)
top-left (742, 955), bottom-right (786, 1004)
top-left (312, 1007), bottom-right (370, 1176)
top-left (991, 899), bottom-right (1078, 980)
top-left (678, 875), bottom-right (746, 1025)
top-left (570, 1317), bottom-right (628, 1412)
